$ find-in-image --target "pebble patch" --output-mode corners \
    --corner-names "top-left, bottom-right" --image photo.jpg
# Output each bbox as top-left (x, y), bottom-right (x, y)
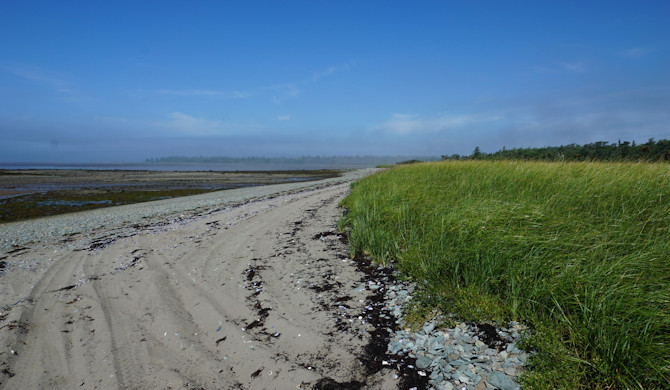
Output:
top-left (384, 280), bottom-right (530, 390)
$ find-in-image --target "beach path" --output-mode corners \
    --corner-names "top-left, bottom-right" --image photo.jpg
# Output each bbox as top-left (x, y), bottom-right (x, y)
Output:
top-left (0, 174), bottom-right (396, 389)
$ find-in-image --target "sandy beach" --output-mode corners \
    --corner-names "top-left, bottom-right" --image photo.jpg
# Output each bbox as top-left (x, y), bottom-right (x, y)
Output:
top-left (0, 169), bottom-right (403, 389)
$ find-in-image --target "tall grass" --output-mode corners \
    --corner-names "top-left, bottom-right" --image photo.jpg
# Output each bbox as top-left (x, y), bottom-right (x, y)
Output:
top-left (340, 161), bottom-right (669, 389)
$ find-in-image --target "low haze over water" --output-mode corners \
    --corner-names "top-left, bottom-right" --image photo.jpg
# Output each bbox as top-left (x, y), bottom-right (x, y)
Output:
top-left (0, 163), bottom-right (365, 171)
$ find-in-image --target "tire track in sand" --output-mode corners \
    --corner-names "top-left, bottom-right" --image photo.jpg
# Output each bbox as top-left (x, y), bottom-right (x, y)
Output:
top-left (1, 175), bottom-right (398, 389)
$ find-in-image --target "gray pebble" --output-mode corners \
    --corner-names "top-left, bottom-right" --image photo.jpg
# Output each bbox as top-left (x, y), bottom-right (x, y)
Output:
top-left (487, 371), bottom-right (520, 390)
top-left (379, 278), bottom-right (530, 389)
top-left (416, 355), bottom-right (432, 369)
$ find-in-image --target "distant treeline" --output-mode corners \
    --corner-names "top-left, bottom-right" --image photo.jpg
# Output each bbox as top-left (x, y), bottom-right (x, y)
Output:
top-left (442, 139), bottom-right (670, 162)
top-left (146, 155), bottom-right (438, 166)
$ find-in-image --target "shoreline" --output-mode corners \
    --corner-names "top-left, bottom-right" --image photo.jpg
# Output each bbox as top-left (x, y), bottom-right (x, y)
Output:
top-left (0, 167), bottom-right (405, 389)
top-left (0, 168), bottom-right (343, 222)
top-left (0, 169), bottom-right (374, 255)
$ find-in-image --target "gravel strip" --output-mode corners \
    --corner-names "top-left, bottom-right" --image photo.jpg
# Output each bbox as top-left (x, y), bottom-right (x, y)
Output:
top-left (0, 169), bottom-right (376, 254)
top-left (384, 280), bottom-right (530, 390)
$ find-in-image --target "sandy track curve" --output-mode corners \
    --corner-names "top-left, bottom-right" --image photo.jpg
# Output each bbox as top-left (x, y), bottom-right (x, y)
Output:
top-left (0, 177), bottom-right (398, 389)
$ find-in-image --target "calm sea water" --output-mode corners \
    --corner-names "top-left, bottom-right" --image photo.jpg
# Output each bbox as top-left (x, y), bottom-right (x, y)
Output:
top-left (0, 162), bottom-right (371, 171)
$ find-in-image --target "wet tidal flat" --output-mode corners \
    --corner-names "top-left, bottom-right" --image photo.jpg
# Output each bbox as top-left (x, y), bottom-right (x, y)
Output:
top-left (0, 169), bottom-right (341, 223)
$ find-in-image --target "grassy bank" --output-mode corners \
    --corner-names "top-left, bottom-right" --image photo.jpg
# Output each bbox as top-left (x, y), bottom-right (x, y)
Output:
top-left (339, 161), bottom-right (669, 388)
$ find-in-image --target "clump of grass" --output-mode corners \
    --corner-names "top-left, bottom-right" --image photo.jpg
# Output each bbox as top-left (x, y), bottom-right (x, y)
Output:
top-left (339, 160), bottom-right (669, 389)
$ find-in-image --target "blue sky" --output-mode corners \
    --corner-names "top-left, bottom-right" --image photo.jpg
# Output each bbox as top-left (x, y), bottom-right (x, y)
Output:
top-left (1, 1), bottom-right (669, 162)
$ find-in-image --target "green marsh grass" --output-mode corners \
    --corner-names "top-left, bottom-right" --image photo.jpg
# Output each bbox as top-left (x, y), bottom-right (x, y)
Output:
top-left (340, 161), bottom-right (669, 389)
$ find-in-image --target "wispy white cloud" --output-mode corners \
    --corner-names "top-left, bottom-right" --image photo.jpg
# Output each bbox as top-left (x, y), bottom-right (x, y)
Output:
top-left (93, 115), bottom-right (128, 124)
top-left (377, 113), bottom-right (501, 135)
top-left (622, 47), bottom-right (651, 58)
top-left (2, 65), bottom-right (68, 87)
top-left (231, 90), bottom-right (253, 99)
top-left (559, 61), bottom-right (586, 73)
top-left (155, 89), bottom-right (253, 99)
top-left (156, 89), bottom-right (221, 96)
top-left (155, 112), bottom-right (226, 135)
top-left (2, 65), bottom-right (86, 103)
top-left (277, 115), bottom-right (291, 121)
top-left (530, 61), bottom-right (586, 74)
top-left (311, 61), bottom-right (355, 82)
top-left (268, 60), bottom-right (356, 103)
top-left (148, 112), bottom-right (265, 136)
top-left (270, 83), bottom-right (300, 103)
top-left (149, 60), bottom-right (355, 105)
top-left (529, 65), bottom-right (557, 74)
